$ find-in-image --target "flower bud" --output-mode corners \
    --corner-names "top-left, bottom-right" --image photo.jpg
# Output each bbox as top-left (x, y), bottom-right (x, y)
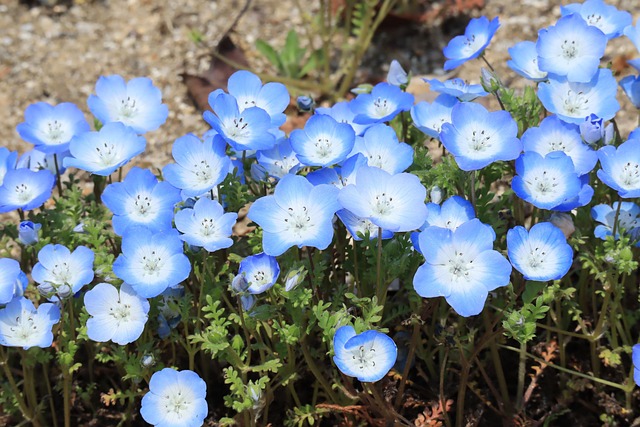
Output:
top-left (430, 186), bottom-right (443, 204)
top-left (387, 60), bottom-right (408, 87)
top-left (480, 67), bottom-right (501, 93)
top-left (350, 83), bottom-right (374, 95)
top-left (296, 95), bottom-right (314, 112)
top-left (18, 221), bottom-right (41, 245)
top-left (580, 114), bottom-right (613, 146)
top-left (549, 212), bottom-right (575, 239)
top-left (141, 354), bottom-right (155, 368)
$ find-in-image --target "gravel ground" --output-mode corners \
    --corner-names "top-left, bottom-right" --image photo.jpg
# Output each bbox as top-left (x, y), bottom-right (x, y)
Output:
top-left (1, 0), bottom-right (639, 169)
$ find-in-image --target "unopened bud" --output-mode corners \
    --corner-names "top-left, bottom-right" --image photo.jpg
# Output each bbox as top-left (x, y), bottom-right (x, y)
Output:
top-left (549, 212), bottom-right (575, 239)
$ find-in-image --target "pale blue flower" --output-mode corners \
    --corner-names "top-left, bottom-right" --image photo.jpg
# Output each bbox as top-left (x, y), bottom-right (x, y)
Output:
top-left (387, 60), bottom-right (408, 86)
top-left (0, 297), bottom-right (60, 349)
top-left (174, 197), bottom-right (237, 252)
top-left (316, 101), bottom-right (372, 136)
top-left (224, 70), bottom-right (289, 127)
top-left (442, 16), bottom-right (500, 71)
top-left (591, 202), bottom-right (640, 243)
top-left (256, 138), bottom-right (301, 180)
top-left (597, 138), bottom-right (640, 198)
top-left (350, 124), bottom-right (413, 174)
top-left (0, 148), bottom-right (18, 187)
top-left (507, 41), bottom-right (548, 82)
top-left (349, 83), bottom-right (414, 124)
top-left (290, 114), bottom-right (356, 167)
top-left (18, 220), bottom-right (41, 245)
top-left (561, 0), bottom-right (631, 40)
top-left (624, 19), bottom-right (640, 52)
top-left (0, 258), bottom-right (22, 304)
top-left (579, 114), bottom-right (613, 146)
top-left (411, 94), bottom-right (459, 139)
top-left (239, 253), bottom-right (280, 294)
top-left (31, 244), bottom-right (95, 300)
top-left (620, 75), bottom-right (640, 108)
top-left (336, 209), bottom-right (393, 241)
top-left (632, 344), bottom-right (640, 386)
top-left (424, 79), bottom-right (488, 102)
top-left (333, 326), bottom-right (397, 382)
top-left (17, 148), bottom-right (69, 176)
top-left (306, 153), bottom-right (367, 189)
top-left (0, 168), bottom-right (55, 213)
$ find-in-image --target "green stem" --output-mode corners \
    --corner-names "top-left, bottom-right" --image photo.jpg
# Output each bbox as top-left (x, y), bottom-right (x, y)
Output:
top-left (63, 367), bottom-right (71, 427)
top-left (53, 154), bottom-right (63, 196)
top-left (300, 341), bottom-right (339, 402)
top-left (611, 196), bottom-right (623, 238)
top-left (393, 319), bottom-right (420, 410)
top-left (515, 340), bottom-right (527, 409)
top-left (0, 347), bottom-right (36, 425)
top-left (469, 171), bottom-right (477, 210)
top-left (375, 227), bottom-right (385, 303)
top-left (482, 312), bottom-right (511, 412)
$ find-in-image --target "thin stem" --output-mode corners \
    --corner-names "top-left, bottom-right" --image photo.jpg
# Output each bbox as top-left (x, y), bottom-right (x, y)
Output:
top-left (300, 341), bottom-right (340, 402)
top-left (375, 227), bottom-right (384, 303)
top-left (0, 347), bottom-right (35, 424)
top-left (53, 154), bottom-right (63, 195)
top-left (611, 196), bottom-right (623, 238)
top-left (439, 349), bottom-right (452, 427)
top-left (515, 340), bottom-right (527, 409)
top-left (393, 319), bottom-right (420, 410)
top-left (43, 364), bottom-right (59, 427)
top-left (482, 312), bottom-right (511, 412)
top-left (469, 171), bottom-right (477, 210)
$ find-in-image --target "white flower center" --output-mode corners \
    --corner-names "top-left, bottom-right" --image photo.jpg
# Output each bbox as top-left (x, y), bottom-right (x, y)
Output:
top-left (51, 261), bottom-right (72, 284)
top-left (133, 193), bottom-right (153, 216)
top-left (586, 14), bottom-right (602, 27)
top-left (224, 117), bottom-right (251, 141)
top-left (547, 140), bottom-right (568, 152)
top-left (447, 251), bottom-right (472, 280)
top-left (13, 183), bottom-right (34, 204)
top-left (119, 96), bottom-right (138, 119)
top-left (109, 301), bottom-right (132, 321)
top-left (141, 250), bottom-right (163, 276)
top-left (560, 39), bottom-right (578, 59)
top-left (372, 97), bottom-right (393, 118)
top-left (618, 211), bottom-right (640, 230)
top-left (238, 97), bottom-right (257, 111)
top-left (526, 245), bottom-right (547, 270)
top-left (525, 170), bottom-right (561, 199)
top-left (314, 136), bottom-right (335, 159)
top-left (163, 389), bottom-right (191, 416)
top-left (44, 120), bottom-right (66, 143)
top-left (283, 205), bottom-right (313, 235)
top-left (95, 142), bottom-right (120, 166)
top-left (199, 218), bottom-right (217, 236)
top-left (562, 90), bottom-right (589, 116)
top-left (618, 161), bottom-right (640, 188)
top-left (8, 311), bottom-right (40, 342)
top-left (468, 129), bottom-right (493, 152)
top-left (350, 344), bottom-right (377, 371)
top-left (192, 160), bottom-right (213, 183)
top-left (272, 155), bottom-right (297, 174)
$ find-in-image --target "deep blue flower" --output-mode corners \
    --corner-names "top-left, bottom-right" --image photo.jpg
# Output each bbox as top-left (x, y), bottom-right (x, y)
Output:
top-left (521, 115), bottom-right (597, 176)
top-left (592, 202), bottom-right (640, 243)
top-left (102, 167), bottom-right (181, 235)
top-left (333, 326), bottom-right (397, 382)
top-left (597, 138), bottom-right (640, 198)
top-left (411, 94), bottom-right (459, 139)
top-left (113, 228), bottom-right (191, 298)
top-left (424, 79), bottom-right (488, 102)
top-left (290, 114), bottom-right (356, 167)
top-left (442, 16), bottom-right (500, 71)
top-left (507, 222), bottom-right (573, 281)
top-left (0, 258), bottom-right (22, 304)
top-left (620, 75), bottom-right (640, 108)
top-left (18, 220), bottom-right (41, 245)
top-left (0, 297), bottom-right (60, 349)
top-left (338, 166), bottom-right (427, 232)
top-left (224, 70), bottom-right (290, 127)
top-left (140, 368), bottom-right (208, 427)
top-left (248, 174), bottom-right (340, 256)
top-left (537, 69), bottom-right (619, 124)
top-left (63, 122), bottom-right (146, 176)
top-left (84, 283), bottom-right (150, 345)
top-left (203, 93), bottom-right (275, 152)
top-left (413, 219), bottom-right (511, 317)
top-left (239, 253), bottom-right (280, 294)
top-left (32, 244), bottom-right (95, 300)
top-left (296, 95), bottom-right (314, 112)
top-left (439, 102), bottom-right (522, 171)
top-left (507, 41), bottom-right (548, 82)
top-left (349, 83), bottom-right (414, 124)
top-left (255, 138), bottom-right (301, 180)
top-left (387, 60), bottom-right (408, 86)
top-left (0, 168), bottom-right (55, 213)
top-left (88, 75), bottom-right (169, 134)
top-left (16, 102), bottom-right (90, 154)
top-left (350, 124), bottom-right (413, 174)
top-left (561, 0), bottom-right (631, 40)
top-left (174, 197), bottom-right (237, 252)
top-left (512, 151), bottom-right (582, 210)
top-left (316, 101), bottom-right (371, 136)
top-left (162, 133), bottom-right (232, 198)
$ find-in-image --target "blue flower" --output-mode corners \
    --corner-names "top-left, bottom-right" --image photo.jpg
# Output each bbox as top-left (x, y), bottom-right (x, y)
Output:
top-left (521, 115), bottom-right (597, 176)
top-left (597, 138), bottom-right (640, 198)
top-left (512, 151), bottom-right (582, 210)
top-left (296, 95), bottom-right (314, 112)
top-left (255, 138), bottom-right (301, 180)
top-left (579, 114), bottom-right (613, 146)
top-left (387, 60), bottom-right (408, 86)
top-left (561, 0), bottom-right (631, 40)
top-left (162, 133), bottom-right (232, 198)
top-left (316, 101), bottom-right (372, 136)
top-left (113, 228), bottom-right (191, 298)
top-left (411, 94), bottom-right (459, 139)
top-left (336, 209), bottom-right (394, 241)
top-left (84, 283), bottom-right (150, 345)
top-left (0, 297), bottom-right (60, 349)
top-left (16, 102), bottom-right (90, 154)
top-left (102, 167), bottom-right (181, 235)
top-left (537, 69), bottom-right (619, 124)
top-left (18, 220), bottom-right (41, 245)
top-left (224, 70), bottom-right (290, 127)
top-left (424, 79), bottom-right (488, 102)
top-left (592, 202), bottom-right (640, 243)
top-left (440, 102), bottom-right (522, 171)
top-left (507, 41), bottom-right (548, 82)
top-left (230, 274), bottom-right (257, 311)
top-left (442, 16), bottom-right (500, 71)
top-left (624, 20), bottom-right (640, 53)
top-left (204, 93), bottom-right (275, 152)
top-left (507, 222), bottom-right (573, 281)
top-left (632, 344), bottom-right (640, 386)
top-left (31, 244), bottom-right (95, 300)
top-left (63, 122), bottom-right (146, 176)
top-left (0, 148), bottom-right (18, 186)
top-left (87, 75), bottom-right (169, 134)
top-left (140, 368), bottom-right (208, 427)
top-left (536, 14), bottom-right (607, 83)
top-left (620, 75), bottom-right (640, 108)
top-left (350, 124), bottom-right (413, 174)
top-left (413, 219), bottom-right (512, 317)
top-left (290, 114), bottom-right (356, 167)
top-left (0, 168), bottom-right (55, 213)
top-left (306, 153), bottom-right (367, 189)
top-left (17, 148), bottom-right (69, 176)
top-left (249, 175), bottom-right (340, 256)
top-left (338, 166), bottom-right (427, 232)
top-left (174, 197), bottom-right (237, 252)
top-left (237, 253), bottom-right (280, 294)
top-left (157, 287), bottom-right (184, 338)
top-left (333, 326), bottom-right (397, 382)
top-left (0, 258), bottom-right (22, 304)
top-left (349, 83), bottom-right (414, 124)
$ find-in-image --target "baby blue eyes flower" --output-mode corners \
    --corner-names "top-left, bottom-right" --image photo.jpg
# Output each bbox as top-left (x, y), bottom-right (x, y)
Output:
top-left (290, 114), bottom-right (356, 167)
top-left (17, 148), bottom-right (69, 176)
top-left (225, 70), bottom-right (290, 127)
top-left (413, 219), bottom-right (512, 317)
top-left (625, 20), bottom-right (640, 53)
top-left (0, 148), bottom-right (18, 186)
top-left (387, 60), bottom-right (408, 86)
top-left (102, 167), bottom-right (181, 235)
top-left (0, 297), bottom-right (60, 349)
top-left (296, 95), bottom-right (314, 112)
top-left (174, 197), bottom-right (237, 252)
top-left (349, 82), bottom-right (414, 124)
top-left (619, 75), bottom-right (640, 108)
top-left (140, 368), bottom-right (208, 427)
top-left (561, 0), bottom-right (631, 40)
top-left (63, 122), bottom-right (146, 176)
top-left (537, 69), bottom-right (619, 124)
top-left (632, 344), bottom-right (640, 387)
top-left (536, 14), bottom-right (607, 83)
top-left (16, 102), bottom-right (90, 154)
top-left (442, 16), bottom-right (500, 71)
top-left (31, 244), bottom-right (95, 300)
top-left (112, 228), bottom-right (191, 298)
top-left (591, 202), bottom-right (640, 243)
top-left (333, 326), bottom-right (397, 382)
top-left (336, 209), bottom-right (394, 241)
top-left (238, 253), bottom-right (280, 294)
top-left (256, 138), bottom-right (301, 180)
top-left (411, 94), bottom-right (459, 139)
top-left (351, 124), bottom-right (413, 174)
top-left (316, 101), bottom-right (371, 136)
top-left (248, 174), bottom-right (340, 256)
top-left (87, 75), bottom-right (169, 134)
top-left (439, 102), bottom-right (522, 171)
top-left (424, 79), bottom-right (488, 102)
top-left (521, 115), bottom-right (597, 176)
top-left (338, 166), bottom-right (427, 233)
top-left (18, 220), bottom-right (41, 245)
top-left (507, 222), bottom-right (574, 282)
top-left (0, 258), bottom-right (22, 304)
top-left (596, 138), bottom-right (640, 198)
top-left (0, 168), bottom-right (55, 213)
top-left (84, 283), bottom-right (150, 345)
top-left (579, 114), bottom-right (613, 146)
top-left (507, 41), bottom-right (548, 82)
top-left (162, 133), bottom-right (232, 198)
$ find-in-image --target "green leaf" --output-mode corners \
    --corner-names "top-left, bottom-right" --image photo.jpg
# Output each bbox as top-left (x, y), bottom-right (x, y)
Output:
top-left (256, 39), bottom-right (284, 73)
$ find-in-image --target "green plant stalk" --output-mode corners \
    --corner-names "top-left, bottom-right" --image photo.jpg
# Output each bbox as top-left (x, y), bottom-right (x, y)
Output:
top-left (43, 363), bottom-right (59, 427)
top-left (393, 319), bottom-right (420, 410)
top-left (375, 227), bottom-right (384, 303)
top-left (469, 171), bottom-right (477, 210)
top-left (53, 154), bottom-right (63, 196)
top-left (21, 350), bottom-right (42, 426)
top-left (439, 349), bottom-right (452, 427)
top-left (455, 340), bottom-right (471, 427)
top-left (300, 339), bottom-right (340, 403)
top-left (62, 366), bottom-right (71, 427)
top-left (482, 312), bottom-right (511, 412)
top-left (515, 340), bottom-right (527, 410)
top-left (611, 195), bottom-right (623, 238)
top-left (0, 347), bottom-right (39, 426)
